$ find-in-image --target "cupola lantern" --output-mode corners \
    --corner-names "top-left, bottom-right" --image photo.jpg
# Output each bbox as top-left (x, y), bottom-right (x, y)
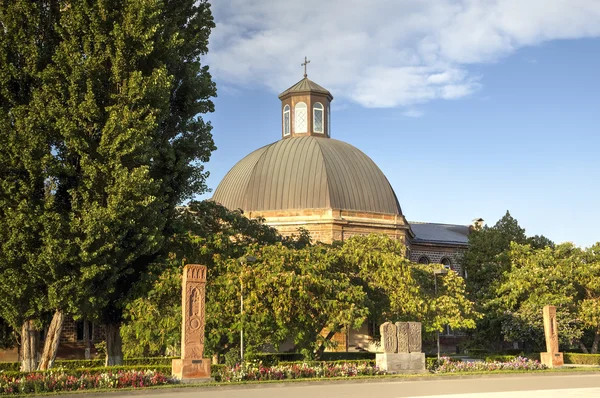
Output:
top-left (278, 57), bottom-right (333, 139)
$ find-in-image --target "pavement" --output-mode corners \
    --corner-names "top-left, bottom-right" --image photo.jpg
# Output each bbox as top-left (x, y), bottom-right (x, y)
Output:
top-left (78, 372), bottom-right (600, 398)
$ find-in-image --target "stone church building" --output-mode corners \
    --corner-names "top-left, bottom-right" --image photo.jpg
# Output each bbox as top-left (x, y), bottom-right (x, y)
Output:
top-left (211, 73), bottom-right (480, 352)
top-left (212, 74), bottom-right (477, 275)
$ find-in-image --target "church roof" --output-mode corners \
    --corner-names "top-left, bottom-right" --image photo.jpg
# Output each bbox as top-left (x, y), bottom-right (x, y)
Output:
top-left (409, 222), bottom-right (470, 246)
top-left (278, 77), bottom-right (333, 99)
top-left (212, 136), bottom-right (402, 215)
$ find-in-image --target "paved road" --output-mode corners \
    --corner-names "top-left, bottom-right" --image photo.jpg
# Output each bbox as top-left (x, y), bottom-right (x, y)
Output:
top-left (83, 373), bottom-right (600, 398)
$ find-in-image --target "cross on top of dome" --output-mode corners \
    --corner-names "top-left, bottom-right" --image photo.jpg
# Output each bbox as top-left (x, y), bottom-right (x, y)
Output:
top-left (301, 56), bottom-right (310, 78)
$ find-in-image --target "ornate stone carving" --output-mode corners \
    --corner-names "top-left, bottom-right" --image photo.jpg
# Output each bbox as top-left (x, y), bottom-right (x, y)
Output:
top-left (380, 322), bottom-right (397, 353)
top-left (173, 264), bottom-right (212, 381)
top-left (407, 322), bottom-right (422, 353)
top-left (395, 322), bottom-right (409, 353)
top-left (182, 265), bottom-right (207, 359)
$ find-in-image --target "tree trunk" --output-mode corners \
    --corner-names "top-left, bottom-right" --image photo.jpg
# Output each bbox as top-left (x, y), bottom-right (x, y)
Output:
top-left (83, 319), bottom-right (91, 360)
top-left (578, 340), bottom-right (590, 354)
top-left (20, 320), bottom-right (39, 372)
top-left (315, 330), bottom-right (336, 360)
top-left (38, 310), bottom-right (65, 370)
top-left (591, 329), bottom-right (600, 354)
top-left (105, 323), bottom-right (123, 366)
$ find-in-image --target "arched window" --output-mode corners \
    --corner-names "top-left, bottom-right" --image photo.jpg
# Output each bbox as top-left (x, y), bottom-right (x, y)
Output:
top-left (418, 256), bottom-right (430, 265)
top-left (295, 102), bottom-right (307, 133)
top-left (441, 258), bottom-right (452, 269)
top-left (313, 102), bottom-right (324, 133)
top-left (283, 105), bottom-right (290, 136)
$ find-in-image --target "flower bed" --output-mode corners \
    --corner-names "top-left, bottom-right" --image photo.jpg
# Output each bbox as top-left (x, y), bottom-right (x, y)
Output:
top-left (215, 361), bottom-right (385, 382)
top-left (435, 356), bottom-right (546, 373)
top-left (0, 369), bottom-right (174, 395)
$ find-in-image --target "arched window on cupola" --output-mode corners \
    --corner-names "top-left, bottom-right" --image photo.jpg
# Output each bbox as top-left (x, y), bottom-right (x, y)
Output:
top-left (295, 102), bottom-right (307, 133)
top-left (313, 102), bottom-right (324, 133)
top-left (283, 105), bottom-right (290, 136)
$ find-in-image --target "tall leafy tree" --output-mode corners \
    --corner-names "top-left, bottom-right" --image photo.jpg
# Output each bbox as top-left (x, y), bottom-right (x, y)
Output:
top-left (0, 0), bottom-right (216, 369)
top-left (0, 0), bottom-right (63, 371)
top-left (496, 242), bottom-right (600, 353)
top-left (462, 211), bottom-right (553, 349)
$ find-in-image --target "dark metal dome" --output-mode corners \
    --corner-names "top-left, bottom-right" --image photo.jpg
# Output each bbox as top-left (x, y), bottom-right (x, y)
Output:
top-left (212, 136), bottom-right (402, 215)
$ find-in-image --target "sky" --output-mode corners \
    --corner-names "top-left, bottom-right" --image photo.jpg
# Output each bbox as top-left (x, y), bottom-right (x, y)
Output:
top-left (198, 0), bottom-right (600, 248)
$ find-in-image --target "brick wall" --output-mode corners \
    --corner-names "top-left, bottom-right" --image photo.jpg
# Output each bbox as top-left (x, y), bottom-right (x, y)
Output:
top-left (409, 246), bottom-right (465, 275)
top-left (59, 315), bottom-right (105, 344)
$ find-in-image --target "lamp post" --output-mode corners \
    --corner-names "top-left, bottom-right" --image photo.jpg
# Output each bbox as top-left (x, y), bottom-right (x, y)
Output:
top-left (433, 268), bottom-right (449, 360)
top-left (238, 255), bottom-right (257, 363)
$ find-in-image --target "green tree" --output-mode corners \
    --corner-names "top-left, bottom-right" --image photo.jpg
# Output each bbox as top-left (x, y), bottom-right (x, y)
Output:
top-left (121, 201), bottom-right (286, 358)
top-left (209, 243), bottom-right (368, 360)
top-left (496, 242), bottom-right (600, 353)
top-left (0, 0), bottom-right (216, 369)
top-left (411, 264), bottom-right (480, 335)
top-left (0, 0), bottom-right (62, 371)
top-left (338, 235), bottom-right (478, 338)
top-left (462, 211), bottom-right (553, 350)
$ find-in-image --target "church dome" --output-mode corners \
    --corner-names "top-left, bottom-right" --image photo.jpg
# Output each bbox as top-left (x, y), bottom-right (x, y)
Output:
top-left (212, 136), bottom-right (402, 215)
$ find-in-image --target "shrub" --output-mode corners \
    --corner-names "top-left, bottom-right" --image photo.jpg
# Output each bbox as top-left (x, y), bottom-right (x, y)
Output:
top-left (0, 357), bottom-right (174, 372)
top-left (0, 363), bottom-right (19, 372)
top-left (435, 356), bottom-right (546, 373)
top-left (465, 349), bottom-right (489, 358)
top-left (564, 353), bottom-right (600, 365)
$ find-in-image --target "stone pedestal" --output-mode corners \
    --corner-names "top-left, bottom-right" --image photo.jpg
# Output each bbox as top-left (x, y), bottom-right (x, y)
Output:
top-left (172, 358), bottom-right (212, 382)
top-left (540, 352), bottom-right (564, 368)
top-left (376, 352), bottom-right (426, 374)
top-left (173, 264), bottom-right (212, 382)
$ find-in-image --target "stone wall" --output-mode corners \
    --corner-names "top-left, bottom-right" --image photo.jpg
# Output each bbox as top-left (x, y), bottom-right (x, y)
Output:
top-left (59, 315), bottom-right (105, 344)
top-left (250, 208), bottom-right (410, 245)
top-left (409, 245), bottom-right (466, 275)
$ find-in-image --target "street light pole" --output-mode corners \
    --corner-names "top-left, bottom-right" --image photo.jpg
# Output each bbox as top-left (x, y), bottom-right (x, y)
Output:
top-left (240, 277), bottom-right (244, 363)
top-left (433, 268), bottom-right (449, 361)
top-left (238, 256), bottom-right (257, 364)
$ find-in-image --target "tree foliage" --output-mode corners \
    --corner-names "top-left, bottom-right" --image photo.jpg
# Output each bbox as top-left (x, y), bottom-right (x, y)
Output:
top-left (462, 211), bottom-right (554, 349)
top-left (0, 0), bottom-right (217, 368)
top-left (496, 242), bottom-right (600, 353)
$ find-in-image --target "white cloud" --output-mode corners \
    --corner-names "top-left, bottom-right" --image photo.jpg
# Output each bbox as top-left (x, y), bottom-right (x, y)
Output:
top-left (207, 0), bottom-right (600, 108)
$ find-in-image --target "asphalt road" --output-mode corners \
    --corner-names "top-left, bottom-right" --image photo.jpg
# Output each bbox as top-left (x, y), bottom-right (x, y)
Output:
top-left (81, 373), bottom-right (600, 398)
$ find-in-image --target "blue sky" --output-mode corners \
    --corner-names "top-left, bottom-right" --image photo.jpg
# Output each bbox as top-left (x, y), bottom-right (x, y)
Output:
top-left (199, 1), bottom-right (600, 248)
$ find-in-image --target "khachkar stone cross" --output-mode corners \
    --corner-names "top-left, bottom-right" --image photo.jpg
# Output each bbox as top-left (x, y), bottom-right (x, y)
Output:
top-left (540, 305), bottom-right (563, 368)
top-left (377, 321), bottom-right (425, 373)
top-left (172, 264), bottom-right (212, 381)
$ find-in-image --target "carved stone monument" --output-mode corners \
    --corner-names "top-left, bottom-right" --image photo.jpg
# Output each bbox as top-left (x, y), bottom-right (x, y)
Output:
top-left (407, 322), bottom-right (422, 353)
top-left (376, 321), bottom-right (426, 374)
top-left (540, 305), bottom-right (563, 368)
top-left (380, 322), bottom-right (398, 353)
top-left (172, 264), bottom-right (212, 381)
top-left (396, 321), bottom-right (409, 353)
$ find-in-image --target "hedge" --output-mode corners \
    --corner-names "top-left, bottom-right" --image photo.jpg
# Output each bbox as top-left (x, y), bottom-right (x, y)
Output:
top-left (0, 365), bottom-right (172, 380)
top-left (245, 352), bottom-right (376, 365)
top-left (564, 353), bottom-right (600, 365)
top-left (0, 357), bottom-right (174, 372)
